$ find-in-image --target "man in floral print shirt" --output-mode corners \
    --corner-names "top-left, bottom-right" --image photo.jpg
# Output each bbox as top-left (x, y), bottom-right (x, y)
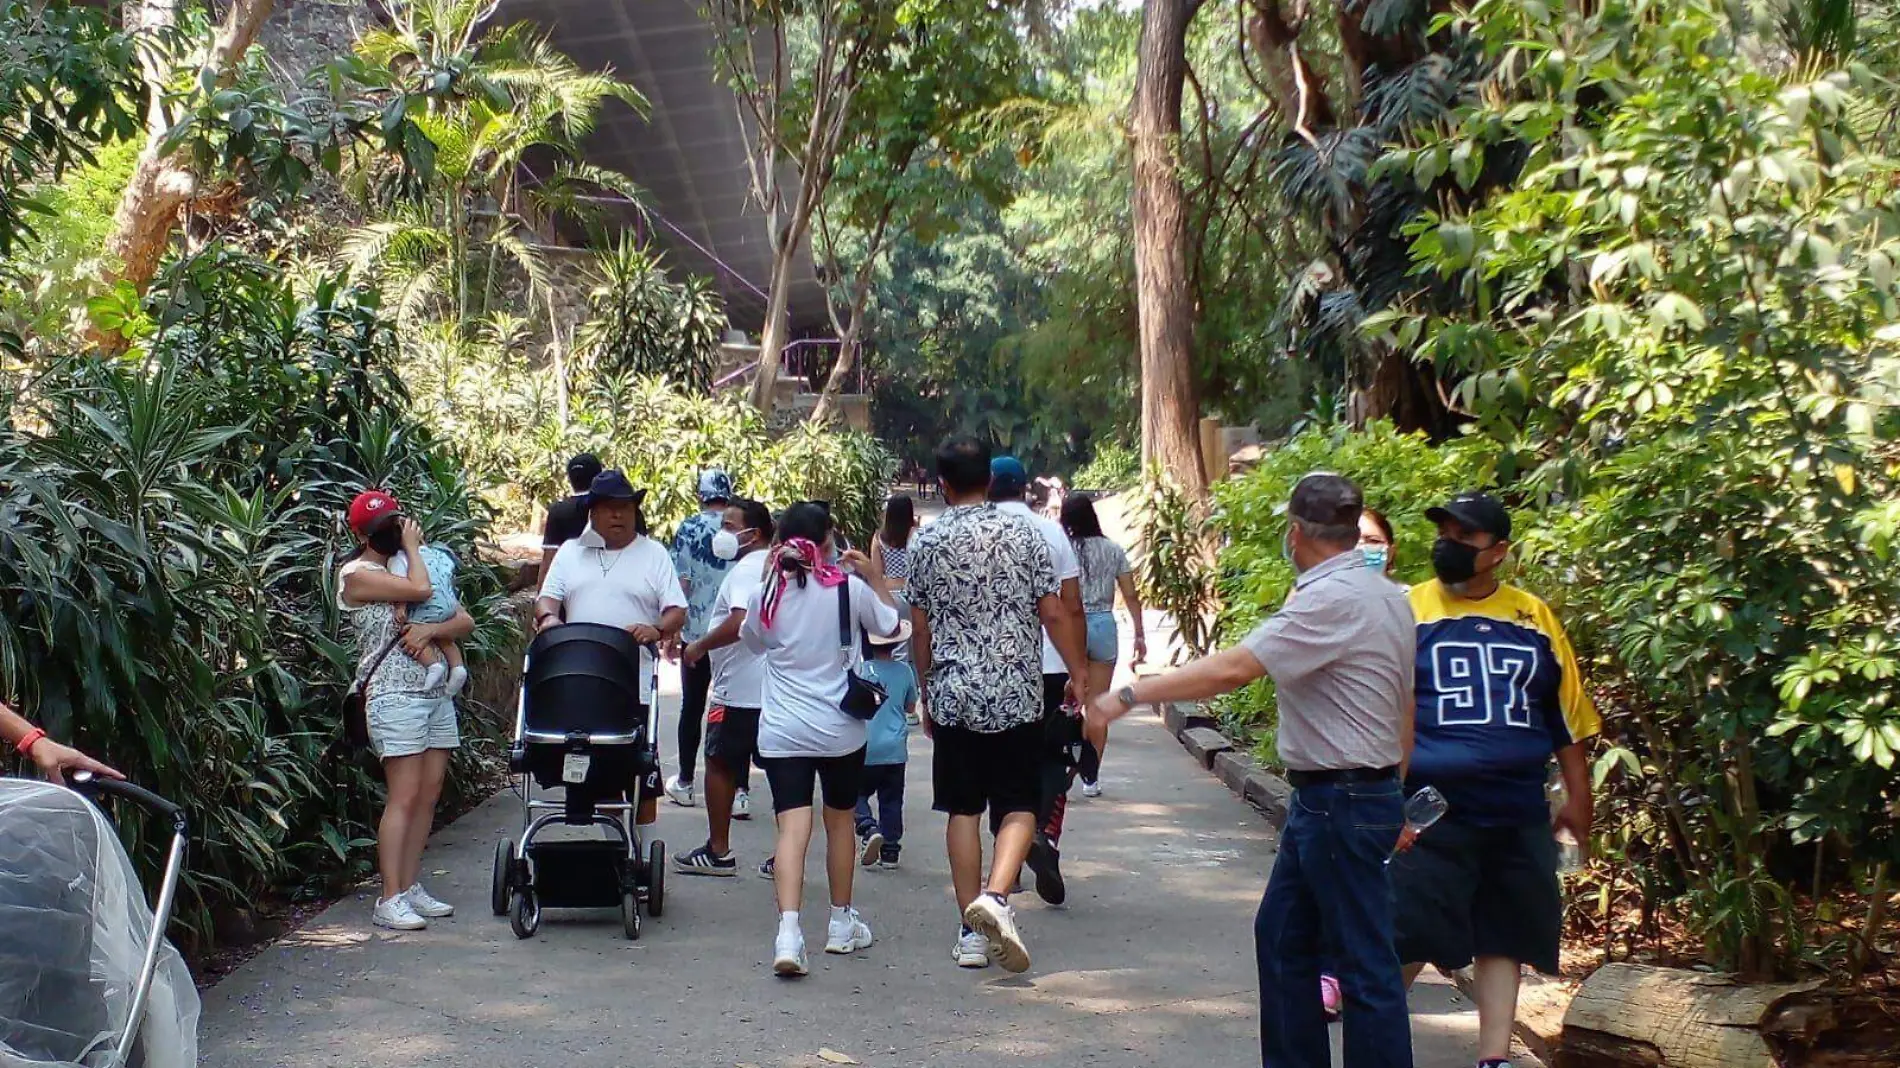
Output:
top-left (908, 436), bottom-right (1089, 975)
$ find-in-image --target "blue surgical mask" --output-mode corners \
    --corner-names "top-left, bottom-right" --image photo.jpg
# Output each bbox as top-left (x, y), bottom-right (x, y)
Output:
top-left (1362, 546), bottom-right (1388, 571)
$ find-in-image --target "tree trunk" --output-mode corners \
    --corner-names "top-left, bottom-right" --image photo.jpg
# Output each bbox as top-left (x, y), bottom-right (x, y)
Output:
top-left (1555, 964), bottom-right (1894, 1068)
top-left (95, 0), bottom-right (276, 320)
top-left (1131, 0), bottom-right (1208, 498)
top-left (749, 223), bottom-right (801, 415)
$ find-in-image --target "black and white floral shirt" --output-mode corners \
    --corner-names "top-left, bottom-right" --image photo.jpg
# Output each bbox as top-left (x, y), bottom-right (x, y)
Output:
top-left (908, 504), bottom-right (1058, 732)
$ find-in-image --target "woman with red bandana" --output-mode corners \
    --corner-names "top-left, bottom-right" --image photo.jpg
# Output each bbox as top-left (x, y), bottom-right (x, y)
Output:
top-left (738, 502), bottom-right (901, 977)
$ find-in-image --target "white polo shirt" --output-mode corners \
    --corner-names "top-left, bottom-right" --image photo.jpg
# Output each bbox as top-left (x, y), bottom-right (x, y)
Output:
top-left (997, 500), bottom-right (1081, 675)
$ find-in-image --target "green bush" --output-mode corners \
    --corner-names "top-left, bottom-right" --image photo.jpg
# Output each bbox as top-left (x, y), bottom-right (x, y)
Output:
top-left (16, 249), bottom-right (514, 949)
top-left (1209, 421), bottom-right (1498, 761)
top-left (1074, 439), bottom-right (1140, 493)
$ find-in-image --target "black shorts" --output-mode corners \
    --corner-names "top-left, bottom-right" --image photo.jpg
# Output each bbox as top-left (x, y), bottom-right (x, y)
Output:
top-left (759, 747), bottom-right (866, 814)
top-left (1389, 819), bottom-right (1563, 974)
top-left (933, 719), bottom-right (1043, 818)
top-left (703, 705), bottom-right (760, 775)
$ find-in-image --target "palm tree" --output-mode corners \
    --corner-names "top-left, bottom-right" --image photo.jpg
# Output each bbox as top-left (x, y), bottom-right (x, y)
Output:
top-left (340, 0), bottom-right (648, 331)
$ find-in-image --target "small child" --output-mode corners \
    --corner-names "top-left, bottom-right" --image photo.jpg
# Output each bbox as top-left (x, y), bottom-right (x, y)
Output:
top-left (391, 541), bottom-right (468, 696)
top-left (855, 621), bottom-right (917, 869)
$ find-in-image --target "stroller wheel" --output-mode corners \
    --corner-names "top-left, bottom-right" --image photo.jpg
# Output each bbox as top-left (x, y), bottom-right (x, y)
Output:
top-left (509, 889), bottom-right (539, 939)
top-left (621, 890), bottom-right (641, 939)
top-left (646, 839), bottom-right (666, 918)
top-left (491, 840), bottom-right (514, 917)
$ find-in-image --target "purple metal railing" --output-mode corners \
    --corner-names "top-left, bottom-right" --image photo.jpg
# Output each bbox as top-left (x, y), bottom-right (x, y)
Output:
top-left (713, 338), bottom-right (868, 394)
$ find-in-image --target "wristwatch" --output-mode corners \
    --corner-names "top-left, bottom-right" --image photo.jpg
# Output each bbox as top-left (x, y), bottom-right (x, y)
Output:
top-left (1116, 685), bottom-right (1139, 711)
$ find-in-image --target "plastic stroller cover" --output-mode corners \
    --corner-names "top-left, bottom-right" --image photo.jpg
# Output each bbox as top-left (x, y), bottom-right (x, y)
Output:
top-left (0, 779), bottom-right (198, 1068)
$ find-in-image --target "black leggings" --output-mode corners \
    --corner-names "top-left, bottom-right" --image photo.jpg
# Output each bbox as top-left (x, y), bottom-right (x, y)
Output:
top-left (677, 654), bottom-right (712, 782)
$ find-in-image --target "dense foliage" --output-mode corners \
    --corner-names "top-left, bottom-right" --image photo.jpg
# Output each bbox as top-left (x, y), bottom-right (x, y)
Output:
top-left (577, 237), bottom-right (728, 389)
top-left (16, 248), bottom-right (513, 946)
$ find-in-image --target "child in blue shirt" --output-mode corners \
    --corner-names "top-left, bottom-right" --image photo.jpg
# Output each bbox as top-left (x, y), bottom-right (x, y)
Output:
top-left (855, 621), bottom-right (918, 869)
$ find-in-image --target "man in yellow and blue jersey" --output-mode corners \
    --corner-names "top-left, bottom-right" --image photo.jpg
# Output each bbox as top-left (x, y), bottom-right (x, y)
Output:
top-left (1392, 492), bottom-right (1599, 1068)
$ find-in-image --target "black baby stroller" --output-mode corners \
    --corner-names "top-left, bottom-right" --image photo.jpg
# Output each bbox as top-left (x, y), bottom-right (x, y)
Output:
top-left (490, 622), bottom-right (666, 939)
top-left (0, 771), bottom-right (197, 1067)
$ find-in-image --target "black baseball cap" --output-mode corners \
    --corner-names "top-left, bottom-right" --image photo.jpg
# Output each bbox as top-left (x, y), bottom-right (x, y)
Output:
top-left (1427, 492), bottom-right (1511, 541)
top-left (585, 470), bottom-right (646, 509)
top-left (566, 452), bottom-right (603, 489)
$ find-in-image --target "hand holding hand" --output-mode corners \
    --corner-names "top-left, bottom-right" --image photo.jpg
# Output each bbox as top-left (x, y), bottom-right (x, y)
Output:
top-left (29, 737), bottom-right (124, 785)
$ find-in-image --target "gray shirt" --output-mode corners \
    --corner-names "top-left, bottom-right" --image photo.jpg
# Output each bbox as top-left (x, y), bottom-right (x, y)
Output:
top-left (1239, 550), bottom-right (1415, 772)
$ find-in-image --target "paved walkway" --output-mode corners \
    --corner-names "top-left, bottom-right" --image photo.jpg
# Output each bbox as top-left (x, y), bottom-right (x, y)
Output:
top-left (198, 642), bottom-right (1512, 1067)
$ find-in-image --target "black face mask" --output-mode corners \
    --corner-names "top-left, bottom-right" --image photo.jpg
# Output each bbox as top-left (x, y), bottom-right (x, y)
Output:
top-left (367, 523), bottom-right (404, 557)
top-left (1431, 537), bottom-right (1482, 585)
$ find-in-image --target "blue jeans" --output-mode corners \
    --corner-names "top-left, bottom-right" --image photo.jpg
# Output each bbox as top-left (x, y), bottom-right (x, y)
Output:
top-left (1255, 779), bottom-right (1411, 1068)
top-left (854, 763), bottom-right (905, 846)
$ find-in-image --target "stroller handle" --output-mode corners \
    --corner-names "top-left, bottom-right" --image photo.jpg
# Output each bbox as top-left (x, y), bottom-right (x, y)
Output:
top-left (69, 770), bottom-right (189, 837)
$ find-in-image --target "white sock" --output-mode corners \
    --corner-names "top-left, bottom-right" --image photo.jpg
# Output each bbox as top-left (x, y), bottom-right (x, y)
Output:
top-left (830, 905), bottom-right (852, 924)
top-left (445, 665), bottom-right (469, 696)
top-left (778, 910), bottom-right (800, 935)
top-left (421, 661), bottom-right (448, 689)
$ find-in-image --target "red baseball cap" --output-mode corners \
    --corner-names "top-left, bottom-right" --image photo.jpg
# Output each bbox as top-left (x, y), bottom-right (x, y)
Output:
top-left (347, 489), bottom-right (400, 537)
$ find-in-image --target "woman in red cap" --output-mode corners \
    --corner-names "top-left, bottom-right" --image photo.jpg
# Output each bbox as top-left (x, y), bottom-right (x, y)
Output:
top-left (338, 489), bottom-right (476, 931)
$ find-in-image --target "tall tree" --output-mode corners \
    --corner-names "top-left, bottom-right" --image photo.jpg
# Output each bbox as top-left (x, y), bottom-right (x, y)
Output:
top-left (1131, 0), bottom-right (1209, 497)
top-left (806, 0), bottom-right (1032, 424)
top-left (98, 0), bottom-right (276, 301)
top-left (707, 0), bottom-right (891, 416)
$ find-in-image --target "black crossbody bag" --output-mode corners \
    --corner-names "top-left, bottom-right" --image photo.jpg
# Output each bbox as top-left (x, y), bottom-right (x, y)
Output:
top-left (837, 583), bottom-right (887, 720)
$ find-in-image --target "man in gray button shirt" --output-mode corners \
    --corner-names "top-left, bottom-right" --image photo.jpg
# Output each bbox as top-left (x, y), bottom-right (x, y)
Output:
top-left (1089, 473), bottom-right (1415, 1068)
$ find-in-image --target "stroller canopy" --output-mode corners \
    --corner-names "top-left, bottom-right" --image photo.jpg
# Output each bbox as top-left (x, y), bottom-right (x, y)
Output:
top-left (0, 779), bottom-right (198, 1068)
top-left (525, 623), bottom-right (648, 735)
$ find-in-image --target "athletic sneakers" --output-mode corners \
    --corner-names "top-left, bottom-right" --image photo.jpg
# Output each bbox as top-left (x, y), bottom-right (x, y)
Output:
top-left (953, 928), bottom-right (991, 968)
top-left (878, 844), bottom-right (901, 870)
top-left (674, 844), bottom-right (737, 877)
top-left (758, 856), bottom-right (776, 880)
top-left (1025, 834), bottom-right (1066, 905)
top-left (664, 775), bottom-right (696, 807)
top-left (858, 829), bottom-right (884, 867)
top-left (963, 893), bottom-right (1030, 973)
top-left (1080, 778), bottom-right (1103, 798)
top-left (404, 882), bottom-right (454, 918)
top-left (733, 788), bottom-right (752, 820)
top-left (772, 927), bottom-right (808, 977)
top-left (824, 907), bottom-right (874, 954)
top-left (373, 894), bottom-right (427, 931)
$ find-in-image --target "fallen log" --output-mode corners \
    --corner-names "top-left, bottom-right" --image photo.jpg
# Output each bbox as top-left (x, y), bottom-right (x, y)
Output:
top-left (1553, 963), bottom-right (1899, 1068)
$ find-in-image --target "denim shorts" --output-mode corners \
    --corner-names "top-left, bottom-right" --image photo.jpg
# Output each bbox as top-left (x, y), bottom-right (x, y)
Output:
top-left (1084, 611), bottom-right (1118, 663)
top-left (368, 693), bottom-right (460, 759)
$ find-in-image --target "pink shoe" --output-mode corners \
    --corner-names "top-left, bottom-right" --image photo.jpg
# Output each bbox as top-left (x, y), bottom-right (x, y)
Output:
top-left (1320, 974), bottom-right (1343, 1019)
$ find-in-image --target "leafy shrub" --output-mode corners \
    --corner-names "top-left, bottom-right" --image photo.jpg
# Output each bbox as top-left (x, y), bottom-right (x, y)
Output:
top-left (577, 237), bottom-right (729, 390)
top-left (1130, 465), bottom-right (1218, 666)
top-left (1385, 0), bottom-right (1900, 975)
top-left (17, 249), bottom-right (514, 949)
top-left (1209, 421), bottom-right (1497, 760)
top-left (1073, 439), bottom-right (1140, 493)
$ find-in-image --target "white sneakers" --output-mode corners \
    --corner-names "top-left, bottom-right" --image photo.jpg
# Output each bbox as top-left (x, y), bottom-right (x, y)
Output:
top-left (373, 894), bottom-right (427, 931)
top-left (372, 884), bottom-right (452, 930)
top-left (733, 788), bottom-right (752, 819)
top-left (664, 775), bottom-right (697, 807)
top-left (953, 929), bottom-right (991, 968)
top-left (825, 907), bottom-right (874, 955)
top-left (773, 908), bottom-right (873, 976)
top-left (963, 894), bottom-right (1030, 973)
top-left (1080, 779), bottom-right (1103, 798)
top-left (405, 883), bottom-right (454, 918)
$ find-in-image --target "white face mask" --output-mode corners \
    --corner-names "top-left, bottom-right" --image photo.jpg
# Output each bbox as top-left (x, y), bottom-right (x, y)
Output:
top-left (711, 529), bottom-right (743, 561)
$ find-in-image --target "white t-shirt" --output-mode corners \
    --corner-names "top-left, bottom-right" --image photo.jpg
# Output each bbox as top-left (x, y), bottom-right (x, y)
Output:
top-left (541, 528), bottom-right (687, 627)
top-left (741, 573), bottom-right (901, 759)
top-left (709, 551), bottom-right (769, 709)
top-left (998, 501), bottom-right (1081, 674)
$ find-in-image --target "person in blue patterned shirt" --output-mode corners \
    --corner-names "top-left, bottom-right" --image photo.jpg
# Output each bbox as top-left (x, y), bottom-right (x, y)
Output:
top-left (666, 469), bottom-right (747, 814)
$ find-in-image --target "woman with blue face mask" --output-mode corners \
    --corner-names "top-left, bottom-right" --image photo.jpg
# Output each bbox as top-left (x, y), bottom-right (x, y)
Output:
top-left (1359, 506), bottom-right (1397, 575)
